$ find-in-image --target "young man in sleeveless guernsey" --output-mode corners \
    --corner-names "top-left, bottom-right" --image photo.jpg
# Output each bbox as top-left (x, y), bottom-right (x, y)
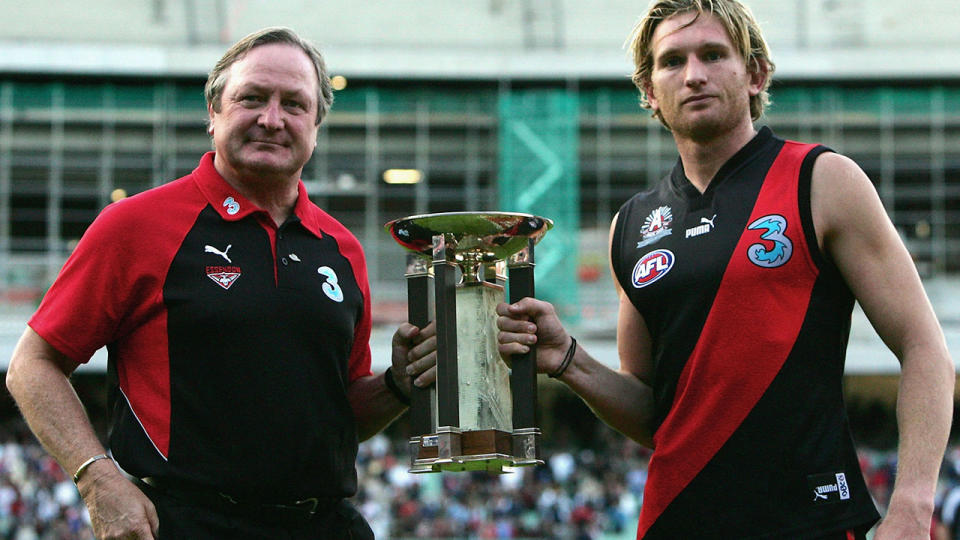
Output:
top-left (497, 1), bottom-right (954, 538)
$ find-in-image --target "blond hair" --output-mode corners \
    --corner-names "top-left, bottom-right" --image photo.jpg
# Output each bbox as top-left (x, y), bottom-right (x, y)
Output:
top-left (627, 0), bottom-right (774, 126)
top-left (205, 27), bottom-right (333, 125)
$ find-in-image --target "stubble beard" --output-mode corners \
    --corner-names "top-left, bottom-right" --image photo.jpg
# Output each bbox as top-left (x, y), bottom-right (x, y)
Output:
top-left (668, 100), bottom-right (742, 144)
top-left (676, 116), bottom-right (736, 144)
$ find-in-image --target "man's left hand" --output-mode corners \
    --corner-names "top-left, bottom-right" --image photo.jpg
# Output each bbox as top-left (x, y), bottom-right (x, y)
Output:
top-left (391, 322), bottom-right (437, 394)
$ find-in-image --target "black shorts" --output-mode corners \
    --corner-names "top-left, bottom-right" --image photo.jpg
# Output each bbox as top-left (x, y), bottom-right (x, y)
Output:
top-left (138, 479), bottom-right (374, 540)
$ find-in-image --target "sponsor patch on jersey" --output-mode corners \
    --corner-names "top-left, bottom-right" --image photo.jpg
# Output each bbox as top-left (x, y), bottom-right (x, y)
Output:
top-left (685, 214), bottom-right (717, 239)
top-left (746, 214), bottom-right (793, 268)
top-left (807, 471), bottom-right (851, 505)
top-left (637, 206), bottom-right (673, 248)
top-left (206, 265), bottom-right (241, 290)
top-left (318, 266), bottom-right (344, 302)
top-left (222, 196), bottom-right (240, 215)
top-left (631, 249), bottom-right (674, 288)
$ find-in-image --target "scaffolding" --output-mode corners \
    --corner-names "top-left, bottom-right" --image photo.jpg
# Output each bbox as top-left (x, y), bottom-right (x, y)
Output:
top-left (0, 78), bottom-right (957, 327)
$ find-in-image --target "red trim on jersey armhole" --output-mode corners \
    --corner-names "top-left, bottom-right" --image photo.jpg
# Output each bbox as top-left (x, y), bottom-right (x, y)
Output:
top-left (116, 313), bottom-right (172, 457)
top-left (636, 142), bottom-right (820, 538)
top-left (313, 212), bottom-right (373, 381)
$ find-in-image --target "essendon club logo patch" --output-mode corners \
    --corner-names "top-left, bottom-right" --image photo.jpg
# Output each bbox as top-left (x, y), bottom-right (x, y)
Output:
top-left (206, 266), bottom-right (241, 290)
top-left (632, 249), bottom-right (675, 288)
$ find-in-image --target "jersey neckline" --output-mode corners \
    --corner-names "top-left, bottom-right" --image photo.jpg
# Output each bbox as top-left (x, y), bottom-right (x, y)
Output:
top-left (669, 126), bottom-right (777, 203)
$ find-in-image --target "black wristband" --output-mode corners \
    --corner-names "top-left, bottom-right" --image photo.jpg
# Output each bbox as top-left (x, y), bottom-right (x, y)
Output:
top-left (548, 336), bottom-right (577, 379)
top-left (384, 366), bottom-right (411, 406)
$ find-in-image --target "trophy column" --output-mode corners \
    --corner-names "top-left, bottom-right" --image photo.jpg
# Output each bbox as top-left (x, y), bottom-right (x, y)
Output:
top-left (508, 240), bottom-right (541, 465)
top-left (404, 254), bottom-right (435, 473)
top-left (431, 233), bottom-right (462, 467)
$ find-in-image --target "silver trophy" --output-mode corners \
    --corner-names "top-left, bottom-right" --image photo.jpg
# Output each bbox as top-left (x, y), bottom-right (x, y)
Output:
top-left (385, 211), bottom-right (552, 473)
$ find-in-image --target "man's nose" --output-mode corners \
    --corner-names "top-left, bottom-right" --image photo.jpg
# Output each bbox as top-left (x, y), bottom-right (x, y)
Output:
top-left (258, 98), bottom-right (284, 130)
top-left (684, 57), bottom-right (708, 87)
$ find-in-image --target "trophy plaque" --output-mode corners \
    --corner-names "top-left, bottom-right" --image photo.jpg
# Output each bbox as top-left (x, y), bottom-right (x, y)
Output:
top-left (385, 211), bottom-right (553, 473)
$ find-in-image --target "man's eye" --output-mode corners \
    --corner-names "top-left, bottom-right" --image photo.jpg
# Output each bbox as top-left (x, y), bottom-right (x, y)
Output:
top-left (663, 57), bottom-right (682, 67)
top-left (705, 51), bottom-right (723, 61)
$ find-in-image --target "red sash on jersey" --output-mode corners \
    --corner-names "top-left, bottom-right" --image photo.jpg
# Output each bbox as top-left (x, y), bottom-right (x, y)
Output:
top-left (637, 142), bottom-right (820, 538)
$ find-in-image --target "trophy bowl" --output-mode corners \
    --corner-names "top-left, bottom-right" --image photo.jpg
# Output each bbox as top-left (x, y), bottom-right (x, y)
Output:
top-left (387, 211), bottom-right (552, 262)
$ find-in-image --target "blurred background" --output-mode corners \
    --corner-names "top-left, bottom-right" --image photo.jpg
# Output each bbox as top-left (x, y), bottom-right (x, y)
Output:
top-left (0, 0), bottom-right (957, 538)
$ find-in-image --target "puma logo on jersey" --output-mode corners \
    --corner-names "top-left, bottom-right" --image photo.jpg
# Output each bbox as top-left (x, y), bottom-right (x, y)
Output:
top-left (807, 471), bottom-right (851, 505)
top-left (205, 244), bottom-right (233, 263)
top-left (685, 214), bottom-right (717, 238)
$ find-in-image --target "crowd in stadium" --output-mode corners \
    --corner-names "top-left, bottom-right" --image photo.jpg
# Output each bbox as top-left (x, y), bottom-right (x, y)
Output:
top-left (0, 413), bottom-right (954, 540)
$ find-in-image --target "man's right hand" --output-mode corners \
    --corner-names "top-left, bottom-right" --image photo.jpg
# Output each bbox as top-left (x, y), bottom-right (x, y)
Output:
top-left (77, 460), bottom-right (159, 539)
top-left (496, 297), bottom-right (572, 376)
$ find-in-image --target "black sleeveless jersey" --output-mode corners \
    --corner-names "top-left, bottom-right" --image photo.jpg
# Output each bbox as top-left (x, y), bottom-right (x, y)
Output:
top-left (612, 128), bottom-right (880, 538)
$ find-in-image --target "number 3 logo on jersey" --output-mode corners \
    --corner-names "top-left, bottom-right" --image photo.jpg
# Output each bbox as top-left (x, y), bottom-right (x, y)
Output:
top-left (746, 214), bottom-right (793, 268)
top-left (317, 266), bottom-right (344, 302)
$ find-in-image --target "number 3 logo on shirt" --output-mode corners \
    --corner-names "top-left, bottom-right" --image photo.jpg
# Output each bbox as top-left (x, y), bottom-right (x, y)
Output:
top-left (746, 214), bottom-right (793, 268)
top-left (317, 266), bottom-right (344, 302)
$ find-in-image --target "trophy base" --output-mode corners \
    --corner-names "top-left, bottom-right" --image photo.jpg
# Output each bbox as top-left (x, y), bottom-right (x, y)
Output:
top-left (418, 428), bottom-right (512, 459)
top-left (412, 454), bottom-right (517, 473)
top-left (410, 428), bottom-right (543, 473)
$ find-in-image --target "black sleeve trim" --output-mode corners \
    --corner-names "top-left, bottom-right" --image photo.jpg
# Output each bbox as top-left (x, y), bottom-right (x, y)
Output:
top-left (798, 145), bottom-right (833, 273)
top-left (610, 201), bottom-right (632, 293)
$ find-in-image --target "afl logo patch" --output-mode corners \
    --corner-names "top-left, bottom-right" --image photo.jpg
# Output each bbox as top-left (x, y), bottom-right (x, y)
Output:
top-left (632, 249), bottom-right (674, 288)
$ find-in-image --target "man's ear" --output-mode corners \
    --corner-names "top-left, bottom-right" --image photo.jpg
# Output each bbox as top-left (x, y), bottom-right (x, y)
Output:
top-left (207, 103), bottom-right (216, 135)
top-left (746, 58), bottom-right (769, 98)
top-left (644, 79), bottom-right (659, 112)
